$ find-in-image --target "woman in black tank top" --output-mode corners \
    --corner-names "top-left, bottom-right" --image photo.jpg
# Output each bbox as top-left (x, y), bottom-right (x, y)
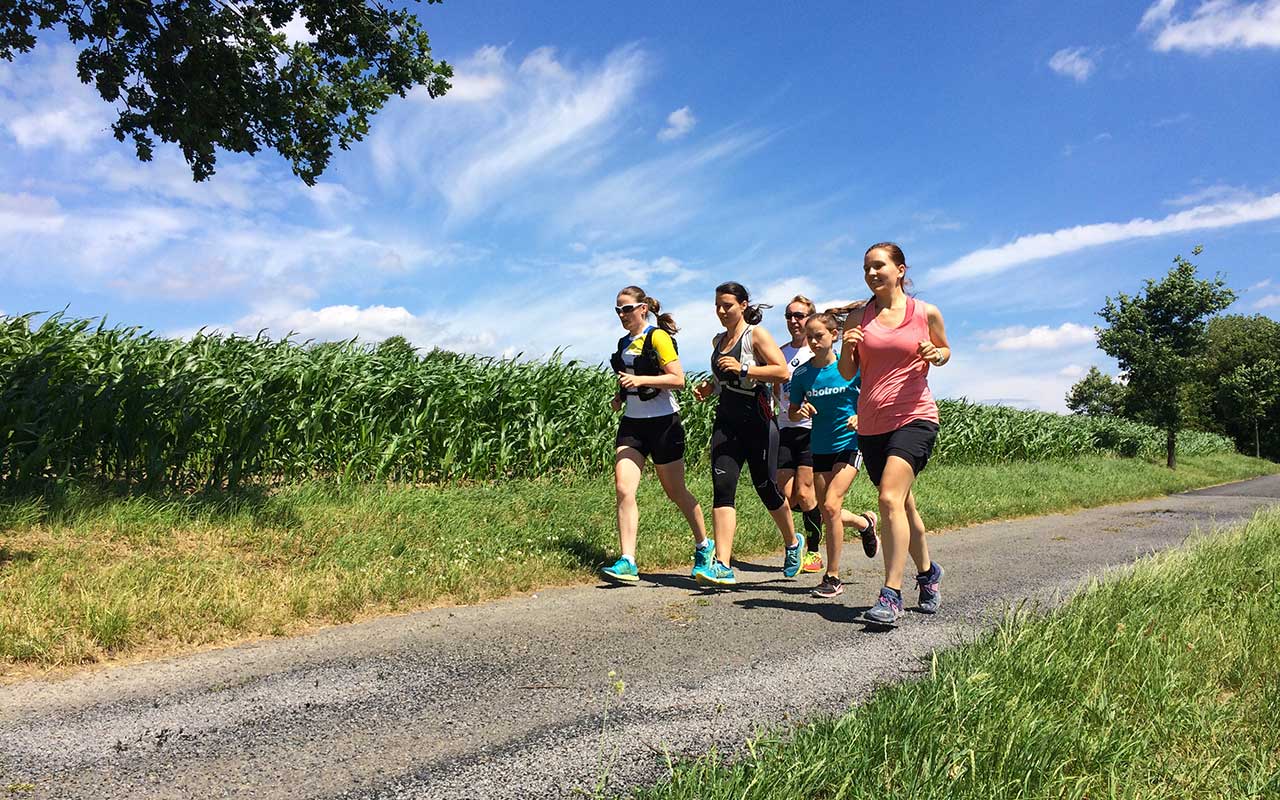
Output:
top-left (690, 282), bottom-right (803, 586)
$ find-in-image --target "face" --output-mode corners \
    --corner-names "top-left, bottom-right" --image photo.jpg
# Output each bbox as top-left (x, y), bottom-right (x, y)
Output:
top-left (784, 303), bottom-right (810, 338)
top-left (715, 293), bottom-right (745, 329)
top-left (615, 293), bottom-right (647, 329)
top-left (864, 248), bottom-right (906, 294)
top-left (804, 319), bottom-right (836, 355)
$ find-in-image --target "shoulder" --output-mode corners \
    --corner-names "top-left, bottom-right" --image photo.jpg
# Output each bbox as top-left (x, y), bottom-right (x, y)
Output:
top-left (917, 300), bottom-right (943, 322)
top-left (750, 325), bottom-right (777, 346)
top-left (793, 362), bottom-right (815, 381)
top-left (650, 328), bottom-right (674, 347)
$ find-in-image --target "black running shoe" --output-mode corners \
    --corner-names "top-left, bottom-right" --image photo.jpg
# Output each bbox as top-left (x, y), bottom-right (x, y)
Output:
top-left (810, 574), bottom-right (844, 598)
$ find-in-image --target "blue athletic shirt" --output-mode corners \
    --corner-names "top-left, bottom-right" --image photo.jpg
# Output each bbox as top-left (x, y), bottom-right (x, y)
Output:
top-left (788, 355), bottom-right (861, 454)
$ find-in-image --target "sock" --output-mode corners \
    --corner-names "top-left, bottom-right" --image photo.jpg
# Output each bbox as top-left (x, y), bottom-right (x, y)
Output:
top-left (621, 555), bottom-right (636, 566)
top-left (696, 538), bottom-right (713, 552)
top-left (882, 585), bottom-right (902, 601)
top-left (801, 507), bottom-right (823, 551)
top-left (916, 562), bottom-right (934, 580)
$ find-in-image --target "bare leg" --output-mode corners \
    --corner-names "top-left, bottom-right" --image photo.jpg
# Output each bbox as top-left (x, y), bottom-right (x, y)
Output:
top-left (655, 459), bottom-right (708, 546)
top-left (614, 447), bottom-right (645, 560)
top-left (818, 461), bottom-right (860, 576)
top-left (712, 507), bottom-right (736, 565)
top-left (904, 488), bottom-right (932, 574)
top-left (876, 455), bottom-right (925, 591)
top-left (768, 502), bottom-right (800, 548)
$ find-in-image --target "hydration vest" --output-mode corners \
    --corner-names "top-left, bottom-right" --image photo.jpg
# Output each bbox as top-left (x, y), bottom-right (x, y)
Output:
top-left (611, 326), bottom-right (677, 402)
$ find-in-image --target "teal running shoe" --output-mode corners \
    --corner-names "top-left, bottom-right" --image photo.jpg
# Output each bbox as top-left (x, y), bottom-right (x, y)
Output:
top-left (782, 534), bottom-right (804, 578)
top-left (691, 538), bottom-right (716, 578)
top-left (694, 560), bottom-right (737, 586)
top-left (601, 557), bottom-right (639, 584)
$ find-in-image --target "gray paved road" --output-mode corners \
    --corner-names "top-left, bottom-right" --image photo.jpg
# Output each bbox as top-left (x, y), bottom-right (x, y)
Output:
top-left (3, 475), bottom-right (1279, 799)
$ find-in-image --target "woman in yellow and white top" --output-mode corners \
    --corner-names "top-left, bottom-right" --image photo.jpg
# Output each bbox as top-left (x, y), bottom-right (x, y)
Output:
top-left (601, 285), bottom-right (712, 583)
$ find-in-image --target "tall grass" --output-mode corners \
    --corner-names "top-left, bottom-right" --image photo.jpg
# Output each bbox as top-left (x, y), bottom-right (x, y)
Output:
top-left (0, 313), bottom-right (1235, 490)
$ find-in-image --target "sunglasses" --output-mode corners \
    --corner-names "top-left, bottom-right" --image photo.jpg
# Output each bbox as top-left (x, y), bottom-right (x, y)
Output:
top-left (615, 303), bottom-right (645, 315)
top-left (784, 311), bottom-right (808, 320)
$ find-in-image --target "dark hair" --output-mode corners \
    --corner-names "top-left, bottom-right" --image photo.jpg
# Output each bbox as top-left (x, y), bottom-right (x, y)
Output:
top-left (864, 242), bottom-right (913, 295)
top-left (819, 299), bottom-right (870, 329)
top-left (619, 285), bottom-right (678, 334)
top-left (715, 281), bottom-right (771, 326)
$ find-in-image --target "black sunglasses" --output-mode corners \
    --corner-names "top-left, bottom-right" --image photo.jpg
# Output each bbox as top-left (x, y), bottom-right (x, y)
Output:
top-left (784, 311), bottom-right (808, 320)
top-left (615, 303), bottom-right (645, 315)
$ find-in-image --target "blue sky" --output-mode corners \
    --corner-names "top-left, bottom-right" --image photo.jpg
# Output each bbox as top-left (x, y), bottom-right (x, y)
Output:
top-left (2, 0), bottom-right (1279, 410)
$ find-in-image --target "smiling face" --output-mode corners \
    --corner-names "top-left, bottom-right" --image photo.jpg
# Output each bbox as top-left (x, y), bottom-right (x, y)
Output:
top-left (804, 316), bottom-right (837, 357)
top-left (715, 292), bottom-right (746, 330)
top-left (615, 292), bottom-right (648, 332)
top-left (784, 302), bottom-right (810, 339)
top-left (864, 247), bottom-right (906, 296)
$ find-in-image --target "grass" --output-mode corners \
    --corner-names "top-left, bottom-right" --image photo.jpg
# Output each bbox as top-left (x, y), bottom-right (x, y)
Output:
top-left (0, 453), bottom-right (1275, 673)
top-left (628, 507), bottom-right (1280, 800)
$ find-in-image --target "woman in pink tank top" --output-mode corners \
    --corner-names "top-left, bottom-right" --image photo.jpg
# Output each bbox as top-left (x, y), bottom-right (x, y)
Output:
top-left (836, 242), bottom-right (952, 626)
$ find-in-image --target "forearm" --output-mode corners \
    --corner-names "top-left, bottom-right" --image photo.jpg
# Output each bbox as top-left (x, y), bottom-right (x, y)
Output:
top-left (837, 348), bottom-right (858, 380)
top-left (637, 373), bottom-right (686, 390)
top-left (746, 364), bottom-right (790, 383)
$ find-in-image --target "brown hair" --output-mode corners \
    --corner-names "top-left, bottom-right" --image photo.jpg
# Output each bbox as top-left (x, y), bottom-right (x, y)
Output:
top-left (864, 241), bottom-right (913, 295)
top-left (787, 294), bottom-right (816, 315)
top-left (619, 285), bottom-right (678, 334)
top-left (715, 281), bottom-right (771, 326)
top-left (819, 299), bottom-right (870, 329)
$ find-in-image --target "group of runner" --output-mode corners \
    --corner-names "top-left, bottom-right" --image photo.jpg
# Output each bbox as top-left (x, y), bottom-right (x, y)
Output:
top-left (601, 242), bottom-right (950, 625)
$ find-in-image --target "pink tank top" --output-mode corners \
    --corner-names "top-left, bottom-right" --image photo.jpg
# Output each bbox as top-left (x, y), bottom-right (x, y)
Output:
top-left (855, 297), bottom-right (940, 436)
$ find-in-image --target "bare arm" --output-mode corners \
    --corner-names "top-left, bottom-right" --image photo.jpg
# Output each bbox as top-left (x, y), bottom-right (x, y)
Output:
top-left (838, 314), bottom-right (862, 380)
top-left (746, 326), bottom-right (790, 383)
top-left (916, 303), bottom-right (952, 366)
top-left (619, 358), bottom-right (685, 391)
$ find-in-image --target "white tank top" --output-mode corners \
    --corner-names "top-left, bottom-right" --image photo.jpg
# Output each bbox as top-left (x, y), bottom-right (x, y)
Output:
top-left (777, 341), bottom-right (813, 430)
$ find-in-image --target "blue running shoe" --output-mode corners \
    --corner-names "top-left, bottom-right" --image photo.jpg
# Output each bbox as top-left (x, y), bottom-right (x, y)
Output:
top-left (916, 562), bottom-right (944, 614)
top-left (691, 538), bottom-right (716, 578)
top-left (862, 586), bottom-right (903, 626)
top-left (601, 557), bottom-right (639, 584)
top-left (694, 560), bottom-right (737, 586)
top-left (782, 534), bottom-right (804, 578)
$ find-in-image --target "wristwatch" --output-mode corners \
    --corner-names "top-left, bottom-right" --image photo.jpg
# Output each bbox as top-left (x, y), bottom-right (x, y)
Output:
top-left (739, 364), bottom-right (749, 378)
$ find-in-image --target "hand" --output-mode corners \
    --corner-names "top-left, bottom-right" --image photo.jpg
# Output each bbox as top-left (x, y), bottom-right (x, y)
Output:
top-left (693, 380), bottom-right (714, 402)
top-left (797, 402), bottom-right (817, 420)
top-left (917, 340), bottom-right (943, 365)
top-left (845, 414), bottom-right (858, 431)
top-left (842, 325), bottom-right (864, 350)
top-left (610, 395), bottom-right (623, 412)
top-left (716, 355), bottom-right (742, 375)
top-left (617, 372), bottom-right (643, 390)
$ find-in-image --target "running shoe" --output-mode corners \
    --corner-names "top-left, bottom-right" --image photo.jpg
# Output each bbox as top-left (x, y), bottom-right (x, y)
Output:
top-left (691, 538), bottom-right (716, 578)
top-left (782, 534), bottom-right (804, 578)
top-left (859, 511), bottom-right (879, 559)
top-left (801, 550), bottom-right (824, 574)
top-left (916, 562), bottom-right (944, 614)
top-left (694, 561), bottom-right (737, 586)
top-left (810, 573), bottom-right (844, 598)
top-left (601, 557), bottom-right (639, 584)
top-left (862, 586), bottom-right (903, 626)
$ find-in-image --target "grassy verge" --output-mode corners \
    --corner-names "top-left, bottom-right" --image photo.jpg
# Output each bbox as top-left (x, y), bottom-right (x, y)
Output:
top-left (0, 453), bottom-right (1275, 672)
top-left (629, 506), bottom-right (1280, 800)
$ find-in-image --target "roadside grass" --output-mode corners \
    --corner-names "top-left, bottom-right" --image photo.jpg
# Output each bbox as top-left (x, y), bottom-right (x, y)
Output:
top-left (0, 453), bottom-right (1275, 672)
top-left (628, 506), bottom-right (1280, 800)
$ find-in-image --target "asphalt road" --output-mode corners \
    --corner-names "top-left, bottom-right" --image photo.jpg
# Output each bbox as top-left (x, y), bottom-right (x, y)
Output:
top-left (3, 474), bottom-right (1279, 799)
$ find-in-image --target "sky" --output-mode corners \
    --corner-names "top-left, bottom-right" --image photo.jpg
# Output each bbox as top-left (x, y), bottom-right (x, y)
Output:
top-left (2, 0), bottom-right (1279, 411)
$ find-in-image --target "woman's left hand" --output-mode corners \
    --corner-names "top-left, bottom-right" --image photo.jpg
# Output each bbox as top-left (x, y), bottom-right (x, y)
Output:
top-left (917, 341), bottom-right (943, 365)
top-left (846, 414), bottom-right (858, 431)
top-left (716, 355), bottom-right (742, 374)
top-left (617, 372), bottom-right (644, 389)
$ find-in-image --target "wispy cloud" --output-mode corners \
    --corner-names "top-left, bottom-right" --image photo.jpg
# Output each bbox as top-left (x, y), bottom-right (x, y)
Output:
top-left (658, 106), bottom-right (697, 141)
top-left (1139, 0), bottom-right (1280, 52)
top-left (927, 192), bottom-right (1280, 284)
top-left (1048, 47), bottom-right (1097, 82)
top-left (0, 45), bottom-right (111, 152)
top-left (978, 322), bottom-right (1096, 351)
top-left (1163, 182), bottom-right (1255, 207)
top-left (1254, 293), bottom-right (1280, 309)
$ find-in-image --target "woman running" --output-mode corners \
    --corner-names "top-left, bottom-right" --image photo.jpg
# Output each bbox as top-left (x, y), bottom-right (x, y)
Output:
top-left (601, 286), bottom-right (713, 584)
top-left (788, 310), bottom-right (879, 599)
top-left (838, 242), bottom-right (950, 624)
top-left (691, 282), bottom-right (802, 586)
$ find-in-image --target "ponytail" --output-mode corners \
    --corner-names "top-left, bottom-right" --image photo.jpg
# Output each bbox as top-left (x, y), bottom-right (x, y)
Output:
top-left (822, 299), bottom-right (869, 329)
top-left (644, 295), bottom-right (679, 334)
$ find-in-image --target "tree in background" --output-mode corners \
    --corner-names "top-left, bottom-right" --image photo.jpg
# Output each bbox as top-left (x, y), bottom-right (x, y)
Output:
top-left (0, 1), bottom-right (452, 184)
top-left (1222, 359), bottom-right (1280, 459)
top-left (1065, 366), bottom-right (1129, 417)
top-left (1096, 247), bottom-right (1235, 469)
top-left (1196, 314), bottom-right (1280, 460)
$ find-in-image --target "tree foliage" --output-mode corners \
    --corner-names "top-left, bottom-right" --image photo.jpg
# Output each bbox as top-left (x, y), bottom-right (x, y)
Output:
top-left (1065, 366), bottom-right (1129, 417)
top-left (0, 1), bottom-right (452, 184)
top-left (1221, 359), bottom-right (1280, 459)
top-left (1095, 247), bottom-right (1236, 469)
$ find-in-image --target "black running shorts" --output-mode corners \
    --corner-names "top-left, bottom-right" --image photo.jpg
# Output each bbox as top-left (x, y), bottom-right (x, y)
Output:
top-left (857, 420), bottom-right (939, 486)
top-left (777, 426), bottom-right (814, 471)
top-left (812, 448), bottom-right (862, 474)
top-left (616, 413), bottom-right (686, 465)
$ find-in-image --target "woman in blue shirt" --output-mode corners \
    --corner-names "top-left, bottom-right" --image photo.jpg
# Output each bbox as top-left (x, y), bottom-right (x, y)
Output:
top-left (788, 310), bottom-right (879, 599)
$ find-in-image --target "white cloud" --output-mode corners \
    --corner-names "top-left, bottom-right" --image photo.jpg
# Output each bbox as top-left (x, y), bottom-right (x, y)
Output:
top-left (0, 192), bottom-right (66, 236)
top-left (278, 12), bottom-right (316, 44)
top-left (1048, 47), bottom-right (1097, 82)
top-left (1250, 277), bottom-right (1273, 290)
top-left (927, 192), bottom-right (1280, 284)
top-left (1254, 293), bottom-right (1280, 309)
top-left (1163, 182), bottom-right (1255, 207)
top-left (1058, 364), bottom-right (1087, 378)
top-left (225, 304), bottom-right (494, 350)
top-left (579, 252), bottom-right (700, 285)
top-left (658, 106), bottom-right (697, 141)
top-left (978, 322), bottom-right (1097, 352)
top-left (1139, 0), bottom-right (1280, 52)
top-left (0, 46), bottom-right (111, 152)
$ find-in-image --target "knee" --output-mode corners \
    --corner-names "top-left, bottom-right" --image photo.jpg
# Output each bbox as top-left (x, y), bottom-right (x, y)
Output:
top-left (820, 501), bottom-right (842, 522)
top-left (878, 491), bottom-right (907, 514)
top-left (615, 482), bottom-right (637, 503)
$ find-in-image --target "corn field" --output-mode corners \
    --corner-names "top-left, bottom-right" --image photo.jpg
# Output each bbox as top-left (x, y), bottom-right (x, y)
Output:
top-left (0, 313), bottom-right (1235, 490)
